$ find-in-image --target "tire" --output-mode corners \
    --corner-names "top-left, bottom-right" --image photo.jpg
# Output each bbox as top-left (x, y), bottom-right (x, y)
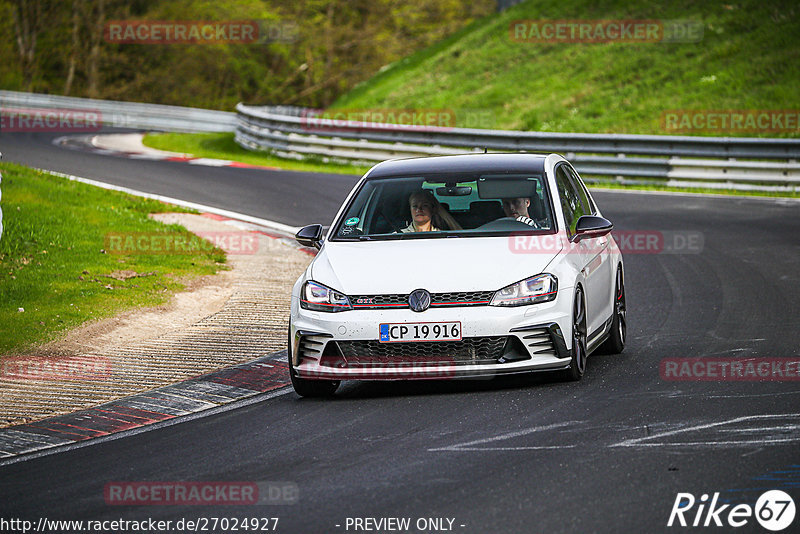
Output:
top-left (598, 265), bottom-right (626, 355)
top-left (562, 287), bottom-right (588, 381)
top-left (287, 325), bottom-right (339, 397)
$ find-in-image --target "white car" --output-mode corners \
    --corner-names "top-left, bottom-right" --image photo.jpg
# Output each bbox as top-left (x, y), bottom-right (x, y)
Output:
top-left (288, 153), bottom-right (625, 396)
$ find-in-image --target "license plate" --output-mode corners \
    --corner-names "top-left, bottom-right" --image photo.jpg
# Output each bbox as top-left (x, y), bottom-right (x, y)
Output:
top-left (379, 322), bottom-right (461, 343)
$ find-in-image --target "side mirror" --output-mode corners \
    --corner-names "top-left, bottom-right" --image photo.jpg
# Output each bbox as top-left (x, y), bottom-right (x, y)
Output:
top-left (571, 215), bottom-right (613, 242)
top-left (295, 224), bottom-right (324, 249)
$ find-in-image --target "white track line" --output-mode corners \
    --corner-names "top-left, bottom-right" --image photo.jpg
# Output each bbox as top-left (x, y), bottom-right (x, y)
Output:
top-left (61, 133), bottom-right (800, 204)
top-left (38, 168), bottom-right (301, 236)
top-left (429, 421), bottom-right (582, 451)
top-left (0, 169), bottom-right (301, 465)
top-left (611, 413), bottom-right (800, 448)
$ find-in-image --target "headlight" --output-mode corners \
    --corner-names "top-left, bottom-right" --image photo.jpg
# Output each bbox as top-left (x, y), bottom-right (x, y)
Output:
top-left (490, 274), bottom-right (558, 307)
top-left (300, 281), bottom-right (352, 312)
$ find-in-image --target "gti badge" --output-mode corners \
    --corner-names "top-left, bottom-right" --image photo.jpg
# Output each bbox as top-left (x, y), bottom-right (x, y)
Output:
top-left (408, 289), bottom-right (431, 312)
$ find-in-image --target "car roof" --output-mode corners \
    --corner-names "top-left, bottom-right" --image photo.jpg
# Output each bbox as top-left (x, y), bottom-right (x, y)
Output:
top-left (366, 153), bottom-right (549, 178)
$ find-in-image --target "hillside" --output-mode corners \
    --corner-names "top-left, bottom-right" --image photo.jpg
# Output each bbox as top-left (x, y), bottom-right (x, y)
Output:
top-left (331, 0), bottom-right (800, 136)
top-left (0, 0), bottom-right (492, 110)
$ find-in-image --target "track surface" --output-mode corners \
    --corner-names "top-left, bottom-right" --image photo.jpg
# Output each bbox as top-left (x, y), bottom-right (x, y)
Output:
top-left (0, 131), bottom-right (360, 227)
top-left (2, 131), bottom-right (799, 533)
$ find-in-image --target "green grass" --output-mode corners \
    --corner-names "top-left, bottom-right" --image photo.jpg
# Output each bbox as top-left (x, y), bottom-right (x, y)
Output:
top-left (331, 0), bottom-right (800, 136)
top-left (142, 132), bottom-right (369, 176)
top-left (0, 162), bottom-right (227, 355)
top-left (144, 0), bottom-right (800, 199)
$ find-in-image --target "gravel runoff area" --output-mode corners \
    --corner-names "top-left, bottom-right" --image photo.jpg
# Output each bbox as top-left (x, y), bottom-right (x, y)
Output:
top-left (0, 213), bottom-right (312, 427)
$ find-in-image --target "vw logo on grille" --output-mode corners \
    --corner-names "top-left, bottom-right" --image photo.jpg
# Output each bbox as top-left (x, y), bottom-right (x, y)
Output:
top-left (408, 289), bottom-right (431, 312)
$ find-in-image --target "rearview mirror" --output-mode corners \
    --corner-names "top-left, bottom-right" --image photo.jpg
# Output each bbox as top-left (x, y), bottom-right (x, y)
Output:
top-left (295, 224), bottom-right (324, 249)
top-left (436, 186), bottom-right (473, 196)
top-left (571, 215), bottom-right (613, 242)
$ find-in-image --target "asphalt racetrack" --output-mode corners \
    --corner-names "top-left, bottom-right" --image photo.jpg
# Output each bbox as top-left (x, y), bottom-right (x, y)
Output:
top-left (1, 130), bottom-right (799, 533)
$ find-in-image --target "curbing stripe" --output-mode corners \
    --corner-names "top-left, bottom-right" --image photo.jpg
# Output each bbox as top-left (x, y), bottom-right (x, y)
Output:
top-left (0, 354), bottom-right (290, 460)
top-left (62, 133), bottom-right (281, 171)
top-left (3, 157), bottom-right (310, 462)
top-left (0, 171), bottom-right (307, 462)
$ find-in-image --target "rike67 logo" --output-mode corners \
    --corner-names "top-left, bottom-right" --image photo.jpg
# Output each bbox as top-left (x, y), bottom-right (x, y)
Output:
top-left (668, 491), bottom-right (795, 531)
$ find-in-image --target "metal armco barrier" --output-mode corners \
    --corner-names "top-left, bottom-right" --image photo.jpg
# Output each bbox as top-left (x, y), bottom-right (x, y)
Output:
top-left (0, 90), bottom-right (236, 133)
top-left (1, 91), bottom-right (796, 190)
top-left (235, 104), bottom-right (800, 189)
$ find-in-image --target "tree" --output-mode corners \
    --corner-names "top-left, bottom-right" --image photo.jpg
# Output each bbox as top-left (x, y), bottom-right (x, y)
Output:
top-left (64, 0), bottom-right (81, 95)
top-left (86, 0), bottom-right (105, 98)
top-left (11, 0), bottom-right (43, 91)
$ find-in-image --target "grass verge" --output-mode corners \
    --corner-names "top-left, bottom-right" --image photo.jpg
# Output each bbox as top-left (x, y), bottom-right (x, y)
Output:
top-left (331, 0), bottom-right (800, 136)
top-left (0, 162), bottom-right (227, 355)
top-left (142, 132), bottom-right (368, 176)
top-left (143, 132), bottom-right (799, 198)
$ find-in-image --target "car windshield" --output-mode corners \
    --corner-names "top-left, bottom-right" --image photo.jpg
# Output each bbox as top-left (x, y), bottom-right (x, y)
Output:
top-left (331, 172), bottom-right (554, 240)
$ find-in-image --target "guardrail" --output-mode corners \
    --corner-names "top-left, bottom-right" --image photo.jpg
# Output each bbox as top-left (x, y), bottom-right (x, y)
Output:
top-left (235, 104), bottom-right (800, 191)
top-left (0, 90), bottom-right (236, 133)
top-left (1, 92), bottom-right (796, 190)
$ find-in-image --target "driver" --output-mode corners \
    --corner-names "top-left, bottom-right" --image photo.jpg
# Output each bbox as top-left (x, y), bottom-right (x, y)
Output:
top-left (501, 197), bottom-right (538, 227)
top-left (400, 190), bottom-right (461, 232)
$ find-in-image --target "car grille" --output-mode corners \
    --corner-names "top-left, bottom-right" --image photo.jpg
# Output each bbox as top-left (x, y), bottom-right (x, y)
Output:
top-left (334, 336), bottom-right (507, 366)
top-left (349, 291), bottom-right (494, 309)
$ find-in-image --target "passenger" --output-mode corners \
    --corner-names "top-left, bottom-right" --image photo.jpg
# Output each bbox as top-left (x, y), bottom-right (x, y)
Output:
top-left (501, 197), bottom-right (538, 227)
top-left (400, 190), bottom-right (461, 232)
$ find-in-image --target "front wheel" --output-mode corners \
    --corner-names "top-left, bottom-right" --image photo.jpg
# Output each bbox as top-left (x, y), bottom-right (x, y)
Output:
top-left (598, 265), bottom-right (626, 354)
top-left (288, 325), bottom-right (339, 397)
top-left (562, 287), bottom-right (587, 381)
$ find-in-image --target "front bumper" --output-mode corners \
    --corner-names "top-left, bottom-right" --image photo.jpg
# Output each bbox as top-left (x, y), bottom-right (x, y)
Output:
top-left (290, 296), bottom-right (573, 380)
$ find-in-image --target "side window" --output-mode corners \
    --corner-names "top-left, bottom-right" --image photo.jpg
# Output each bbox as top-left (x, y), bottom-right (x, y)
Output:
top-left (565, 165), bottom-right (595, 215)
top-left (554, 165), bottom-right (586, 234)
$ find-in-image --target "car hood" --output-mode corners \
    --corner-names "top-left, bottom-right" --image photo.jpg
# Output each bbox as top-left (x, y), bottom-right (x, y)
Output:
top-left (310, 236), bottom-right (562, 294)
